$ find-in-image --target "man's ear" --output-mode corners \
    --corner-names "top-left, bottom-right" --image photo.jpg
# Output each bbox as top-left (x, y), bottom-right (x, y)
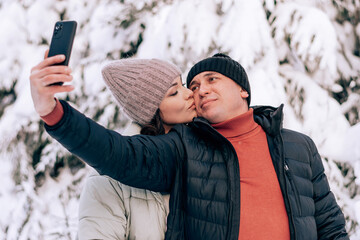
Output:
top-left (240, 89), bottom-right (249, 98)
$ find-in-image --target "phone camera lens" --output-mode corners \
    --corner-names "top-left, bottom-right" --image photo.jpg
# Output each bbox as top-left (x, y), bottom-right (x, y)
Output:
top-left (55, 23), bottom-right (63, 32)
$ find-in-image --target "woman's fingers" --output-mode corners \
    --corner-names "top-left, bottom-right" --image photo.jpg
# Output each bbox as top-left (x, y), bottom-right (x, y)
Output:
top-left (30, 61), bottom-right (72, 89)
top-left (33, 65), bottom-right (72, 80)
top-left (41, 73), bottom-right (73, 87)
top-left (44, 49), bottom-right (49, 59)
top-left (29, 51), bottom-right (75, 116)
top-left (42, 84), bottom-right (75, 96)
top-left (29, 59), bottom-right (74, 96)
top-left (31, 54), bottom-right (65, 73)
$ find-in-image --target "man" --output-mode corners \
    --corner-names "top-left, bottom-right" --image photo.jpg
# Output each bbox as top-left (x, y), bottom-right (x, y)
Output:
top-left (30, 53), bottom-right (348, 239)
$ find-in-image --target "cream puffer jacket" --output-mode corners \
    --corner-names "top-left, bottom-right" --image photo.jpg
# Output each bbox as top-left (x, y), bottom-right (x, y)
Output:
top-left (78, 123), bottom-right (170, 240)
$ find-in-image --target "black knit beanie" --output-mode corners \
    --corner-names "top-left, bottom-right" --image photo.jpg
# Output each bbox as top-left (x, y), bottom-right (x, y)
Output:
top-left (186, 53), bottom-right (251, 106)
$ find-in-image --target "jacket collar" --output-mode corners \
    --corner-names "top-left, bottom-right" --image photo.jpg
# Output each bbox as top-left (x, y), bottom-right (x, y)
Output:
top-left (252, 104), bottom-right (284, 137)
top-left (190, 104), bottom-right (284, 138)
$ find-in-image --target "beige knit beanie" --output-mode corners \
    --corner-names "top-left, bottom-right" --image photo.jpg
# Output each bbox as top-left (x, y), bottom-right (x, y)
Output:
top-left (102, 58), bottom-right (181, 126)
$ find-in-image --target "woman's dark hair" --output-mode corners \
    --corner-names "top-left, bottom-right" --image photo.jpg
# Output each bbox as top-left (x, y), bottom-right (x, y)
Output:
top-left (140, 109), bottom-right (165, 136)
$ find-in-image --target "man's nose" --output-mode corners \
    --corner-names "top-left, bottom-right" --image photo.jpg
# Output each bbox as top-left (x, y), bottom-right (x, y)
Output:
top-left (198, 82), bottom-right (210, 96)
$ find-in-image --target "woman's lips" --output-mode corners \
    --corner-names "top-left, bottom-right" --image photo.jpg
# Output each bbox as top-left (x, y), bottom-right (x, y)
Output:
top-left (188, 101), bottom-right (195, 109)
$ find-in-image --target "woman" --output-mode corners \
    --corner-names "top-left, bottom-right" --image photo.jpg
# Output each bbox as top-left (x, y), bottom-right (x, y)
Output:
top-left (31, 56), bottom-right (195, 239)
top-left (77, 58), bottom-right (196, 240)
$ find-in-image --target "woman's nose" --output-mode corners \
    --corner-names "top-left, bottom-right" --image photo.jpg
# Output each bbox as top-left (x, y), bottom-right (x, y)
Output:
top-left (184, 88), bottom-right (194, 99)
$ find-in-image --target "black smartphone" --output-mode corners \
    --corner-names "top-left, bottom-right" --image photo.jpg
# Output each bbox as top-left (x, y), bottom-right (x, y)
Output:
top-left (48, 20), bottom-right (77, 85)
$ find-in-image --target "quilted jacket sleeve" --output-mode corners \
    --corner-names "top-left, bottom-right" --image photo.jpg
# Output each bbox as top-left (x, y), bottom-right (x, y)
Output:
top-left (308, 136), bottom-right (349, 240)
top-left (45, 100), bottom-right (183, 193)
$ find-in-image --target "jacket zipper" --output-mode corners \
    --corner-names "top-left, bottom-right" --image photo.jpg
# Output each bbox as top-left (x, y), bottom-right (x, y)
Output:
top-left (284, 163), bottom-right (302, 216)
top-left (277, 135), bottom-right (296, 240)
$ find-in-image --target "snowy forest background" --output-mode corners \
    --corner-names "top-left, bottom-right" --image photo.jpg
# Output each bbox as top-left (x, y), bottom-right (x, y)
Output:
top-left (0, 0), bottom-right (359, 239)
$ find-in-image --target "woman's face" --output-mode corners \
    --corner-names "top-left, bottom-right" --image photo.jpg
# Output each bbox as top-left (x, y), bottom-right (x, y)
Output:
top-left (159, 76), bottom-right (197, 133)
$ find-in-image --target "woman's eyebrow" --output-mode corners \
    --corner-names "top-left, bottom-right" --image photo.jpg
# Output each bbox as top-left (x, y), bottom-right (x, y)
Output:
top-left (170, 82), bottom-right (178, 88)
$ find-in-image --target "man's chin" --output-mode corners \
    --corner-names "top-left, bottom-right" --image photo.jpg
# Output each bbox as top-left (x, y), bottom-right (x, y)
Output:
top-left (199, 111), bottom-right (218, 123)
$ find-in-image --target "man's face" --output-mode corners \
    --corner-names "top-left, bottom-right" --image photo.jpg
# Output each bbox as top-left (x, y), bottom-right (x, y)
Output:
top-left (189, 71), bottom-right (249, 124)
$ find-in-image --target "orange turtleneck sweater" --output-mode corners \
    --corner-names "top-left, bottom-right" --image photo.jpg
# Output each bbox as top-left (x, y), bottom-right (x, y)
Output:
top-left (212, 108), bottom-right (290, 240)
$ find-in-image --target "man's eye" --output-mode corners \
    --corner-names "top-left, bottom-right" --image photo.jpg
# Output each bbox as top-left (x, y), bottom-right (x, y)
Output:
top-left (209, 77), bottom-right (216, 81)
top-left (191, 86), bottom-right (198, 91)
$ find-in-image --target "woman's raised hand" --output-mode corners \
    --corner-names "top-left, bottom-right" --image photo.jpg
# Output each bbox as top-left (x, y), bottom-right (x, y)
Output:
top-left (29, 50), bottom-right (74, 116)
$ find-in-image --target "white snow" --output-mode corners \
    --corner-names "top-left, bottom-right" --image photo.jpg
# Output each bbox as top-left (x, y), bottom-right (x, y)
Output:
top-left (0, 0), bottom-right (359, 239)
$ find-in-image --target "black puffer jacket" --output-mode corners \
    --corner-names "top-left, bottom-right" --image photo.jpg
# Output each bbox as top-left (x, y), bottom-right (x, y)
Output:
top-left (46, 101), bottom-right (348, 240)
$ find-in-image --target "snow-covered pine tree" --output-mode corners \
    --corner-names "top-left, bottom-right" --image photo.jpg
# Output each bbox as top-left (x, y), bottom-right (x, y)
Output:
top-left (0, 0), bottom-right (359, 239)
